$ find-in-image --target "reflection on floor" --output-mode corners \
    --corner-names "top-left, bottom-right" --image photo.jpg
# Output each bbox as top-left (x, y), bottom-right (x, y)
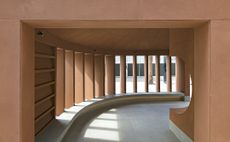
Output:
top-left (68, 102), bottom-right (188, 142)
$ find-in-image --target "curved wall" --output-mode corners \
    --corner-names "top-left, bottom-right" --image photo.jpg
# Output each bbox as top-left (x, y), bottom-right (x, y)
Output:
top-left (59, 94), bottom-right (184, 142)
top-left (169, 29), bottom-right (194, 139)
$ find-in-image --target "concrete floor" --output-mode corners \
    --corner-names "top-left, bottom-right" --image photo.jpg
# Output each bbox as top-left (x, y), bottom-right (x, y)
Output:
top-left (64, 102), bottom-right (188, 142)
top-left (35, 99), bottom-right (103, 142)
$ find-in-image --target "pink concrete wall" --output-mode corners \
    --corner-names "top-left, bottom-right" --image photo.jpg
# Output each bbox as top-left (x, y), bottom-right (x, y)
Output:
top-left (194, 23), bottom-right (211, 142)
top-left (65, 50), bottom-right (74, 108)
top-left (21, 23), bottom-right (35, 142)
top-left (169, 29), bottom-right (194, 139)
top-left (1, 0), bottom-right (230, 19)
top-left (0, 20), bottom-right (21, 142)
top-left (1, 1), bottom-right (230, 142)
top-left (210, 20), bottom-right (230, 142)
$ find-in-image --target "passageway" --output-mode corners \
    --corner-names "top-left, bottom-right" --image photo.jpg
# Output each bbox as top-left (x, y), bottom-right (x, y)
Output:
top-left (2, 1), bottom-right (230, 141)
top-left (62, 101), bottom-right (188, 142)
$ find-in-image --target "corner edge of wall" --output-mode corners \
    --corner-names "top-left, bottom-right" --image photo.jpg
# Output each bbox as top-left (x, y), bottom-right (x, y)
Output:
top-left (169, 120), bottom-right (193, 142)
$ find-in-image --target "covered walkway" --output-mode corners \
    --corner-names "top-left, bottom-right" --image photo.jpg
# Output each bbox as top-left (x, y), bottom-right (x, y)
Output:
top-left (62, 102), bottom-right (188, 142)
top-left (36, 93), bottom-right (186, 142)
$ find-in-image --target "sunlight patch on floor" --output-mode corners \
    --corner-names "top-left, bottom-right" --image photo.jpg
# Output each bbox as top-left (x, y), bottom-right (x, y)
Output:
top-left (84, 128), bottom-right (120, 141)
top-left (97, 113), bottom-right (118, 120)
top-left (84, 108), bottom-right (120, 141)
top-left (89, 119), bottom-right (118, 129)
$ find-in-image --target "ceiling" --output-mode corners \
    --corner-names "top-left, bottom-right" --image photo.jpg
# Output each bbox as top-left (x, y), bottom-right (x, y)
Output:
top-left (46, 28), bottom-right (169, 51)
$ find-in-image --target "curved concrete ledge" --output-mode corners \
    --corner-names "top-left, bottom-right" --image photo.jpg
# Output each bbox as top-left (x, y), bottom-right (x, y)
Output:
top-left (58, 93), bottom-right (184, 142)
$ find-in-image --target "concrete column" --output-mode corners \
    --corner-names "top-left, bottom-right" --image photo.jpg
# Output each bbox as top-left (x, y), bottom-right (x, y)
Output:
top-left (120, 55), bottom-right (126, 94)
top-left (148, 56), bottom-right (153, 84)
top-left (105, 55), bottom-right (115, 95)
top-left (166, 56), bottom-right (172, 92)
top-left (56, 48), bottom-right (65, 115)
top-left (155, 55), bottom-right (160, 92)
top-left (144, 55), bottom-right (149, 92)
top-left (176, 57), bottom-right (185, 92)
top-left (74, 52), bottom-right (84, 103)
top-left (65, 50), bottom-right (74, 108)
top-left (133, 55), bottom-right (137, 93)
top-left (94, 54), bottom-right (105, 97)
top-left (84, 53), bottom-right (94, 100)
top-left (184, 68), bottom-right (190, 96)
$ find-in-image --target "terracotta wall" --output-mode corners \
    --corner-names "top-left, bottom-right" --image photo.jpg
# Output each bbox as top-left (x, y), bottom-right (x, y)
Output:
top-left (84, 53), bottom-right (94, 100)
top-left (209, 20), bottom-right (230, 142)
top-left (56, 48), bottom-right (65, 115)
top-left (21, 23), bottom-right (35, 142)
top-left (2, 1), bottom-right (230, 141)
top-left (120, 55), bottom-right (126, 94)
top-left (94, 54), bottom-right (105, 97)
top-left (144, 55), bottom-right (148, 92)
top-left (105, 55), bottom-right (115, 95)
top-left (176, 57), bottom-right (185, 92)
top-left (35, 40), bottom-right (56, 135)
top-left (169, 29), bottom-right (194, 139)
top-left (1, 0), bottom-right (230, 20)
top-left (74, 52), bottom-right (84, 103)
top-left (170, 29), bottom-right (194, 96)
top-left (0, 20), bottom-right (21, 142)
top-left (65, 50), bottom-right (74, 108)
top-left (194, 23), bottom-right (210, 142)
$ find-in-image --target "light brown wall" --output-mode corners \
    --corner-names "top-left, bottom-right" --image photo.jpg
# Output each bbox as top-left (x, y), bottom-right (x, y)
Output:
top-left (155, 55), bottom-right (160, 92)
top-left (84, 53), bottom-right (94, 100)
top-left (94, 54), bottom-right (105, 97)
top-left (56, 48), bottom-right (65, 115)
top-left (133, 56), bottom-right (137, 92)
top-left (105, 55), bottom-right (115, 95)
top-left (210, 20), bottom-right (230, 142)
top-left (0, 20), bottom-right (21, 142)
top-left (1, 0), bottom-right (230, 20)
top-left (176, 57), bottom-right (185, 92)
top-left (169, 29), bottom-right (194, 139)
top-left (144, 55), bottom-right (148, 92)
top-left (120, 55), bottom-right (126, 94)
top-left (170, 29), bottom-right (194, 96)
top-left (34, 40), bottom-right (56, 135)
top-left (65, 50), bottom-right (74, 108)
top-left (74, 52), bottom-right (84, 103)
top-left (194, 23), bottom-right (210, 142)
top-left (166, 56), bottom-right (172, 92)
top-left (21, 23), bottom-right (35, 142)
top-left (2, 1), bottom-right (230, 141)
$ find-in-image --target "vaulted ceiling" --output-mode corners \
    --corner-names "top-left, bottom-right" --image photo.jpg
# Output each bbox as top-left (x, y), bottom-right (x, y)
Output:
top-left (47, 28), bottom-right (169, 51)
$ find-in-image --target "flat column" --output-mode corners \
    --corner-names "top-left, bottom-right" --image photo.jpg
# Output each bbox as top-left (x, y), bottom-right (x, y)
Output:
top-left (56, 48), bottom-right (65, 115)
top-left (176, 57), bottom-right (185, 92)
top-left (65, 50), bottom-right (74, 108)
top-left (21, 24), bottom-right (34, 142)
top-left (166, 56), bottom-right (172, 92)
top-left (84, 53), bottom-right (94, 100)
top-left (148, 56), bottom-right (153, 84)
top-left (74, 52), bottom-right (84, 103)
top-left (144, 55), bottom-right (149, 92)
top-left (184, 68), bottom-right (190, 96)
top-left (133, 55), bottom-right (137, 93)
top-left (120, 55), bottom-right (126, 94)
top-left (155, 55), bottom-right (160, 92)
top-left (94, 54), bottom-right (105, 97)
top-left (105, 55), bottom-right (115, 95)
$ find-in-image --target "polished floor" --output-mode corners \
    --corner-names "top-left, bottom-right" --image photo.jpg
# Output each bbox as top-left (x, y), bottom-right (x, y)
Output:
top-left (64, 102), bottom-right (188, 142)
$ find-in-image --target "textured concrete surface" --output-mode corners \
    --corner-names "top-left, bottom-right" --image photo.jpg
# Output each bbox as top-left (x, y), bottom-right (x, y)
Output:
top-left (65, 102), bottom-right (188, 142)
